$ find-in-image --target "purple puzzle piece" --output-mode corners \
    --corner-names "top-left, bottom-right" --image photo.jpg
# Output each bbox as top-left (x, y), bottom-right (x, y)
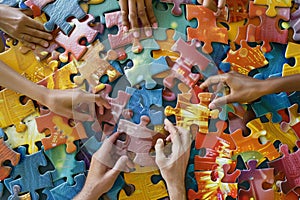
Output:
top-left (268, 144), bottom-right (300, 194)
top-left (160, 0), bottom-right (195, 16)
top-left (290, 8), bottom-right (300, 41)
top-left (238, 160), bottom-right (274, 200)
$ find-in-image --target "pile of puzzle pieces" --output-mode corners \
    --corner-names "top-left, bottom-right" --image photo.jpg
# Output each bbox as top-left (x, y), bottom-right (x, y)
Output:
top-left (0, 0), bottom-right (300, 199)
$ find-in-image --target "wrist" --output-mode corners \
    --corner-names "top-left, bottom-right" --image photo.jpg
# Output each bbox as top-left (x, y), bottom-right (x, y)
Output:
top-left (166, 182), bottom-right (186, 200)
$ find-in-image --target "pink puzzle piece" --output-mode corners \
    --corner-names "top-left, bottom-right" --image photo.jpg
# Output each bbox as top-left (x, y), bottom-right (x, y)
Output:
top-left (160, 0), bottom-right (195, 16)
top-left (93, 84), bottom-right (131, 135)
top-left (239, 160), bottom-right (275, 200)
top-left (268, 144), bottom-right (300, 194)
top-left (186, 5), bottom-right (228, 54)
top-left (35, 110), bottom-right (87, 153)
top-left (55, 14), bottom-right (98, 62)
top-left (73, 40), bottom-right (120, 87)
top-left (117, 116), bottom-right (165, 166)
top-left (105, 11), bottom-right (151, 56)
top-left (163, 38), bottom-right (211, 89)
top-left (24, 0), bottom-right (54, 16)
top-left (245, 1), bottom-right (290, 52)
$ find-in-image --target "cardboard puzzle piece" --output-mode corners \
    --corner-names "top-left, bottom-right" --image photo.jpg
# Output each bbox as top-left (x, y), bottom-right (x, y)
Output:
top-left (290, 8), bottom-right (300, 41)
top-left (124, 41), bottom-right (170, 89)
top-left (268, 144), bottom-right (300, 194)
top-left (188, 170), bottom-right (238, 199)
top-left (44, 144), bottom-right (85, 184)
top-left (42, 0), bottom-right (86, 35)
top-left (281, 104), bottom-right (300, 138)
top-left (253, 0), bottom-right (292, 17)
top-left (231, 117), bottom-right (281, 162)
top-left (238, 160), bottom-right (275, 200)
top-left (7, 185), bottom-right (31, 200)
top-left (4, 146), bottom-right (53, 200)
top-left (0, 38), bottom-right (56, 83)
top-left (4, 112), bottom-right (46, 154)
top-left (73, 40), bottom-right (120, 87)
top-left (88, 0), bottom-right (120, 23)
top-left (105, 11), bottom-right (152, 54)
top-left (226, 0), bottom-right (249, 23)
top-left (165, 92), bottom-right (219, 133)
top-left (124, 86), bottom-right (163, 124)
top-left (0, 0), bottom-right (20, 6)
top-left (54, 14), bottom-right (98, 62)
top-left (251, 92), bottom-right (291, 123)
top-left (24, 0), bottom-right (54, 16)
top-left (282, 42), bottom-right (300, 76)
top-left (160, 0), bottom-right (195, 16)
top-left (119, 170), bottom-right (168, 199)
top-left (163, 38), bottom-right (213, 89)
top-left (246, 1), bottom-right (290, 52)
top-left (186, 5), bottom-right (228, 54)
top-left (0, 89), bottom-right (36, 133)
top-left (117, 116), bottom-right (165, 166)
top-left (38, 59), bottom-right (79, 90)
top-left (35, 110), bottom-right (88, 153)
top-left (95, 84), bottom-right (131, 135)
top-left (0, 138), bottom-right (20, 181)
top-left (220, 40), bottom-right (268, 75)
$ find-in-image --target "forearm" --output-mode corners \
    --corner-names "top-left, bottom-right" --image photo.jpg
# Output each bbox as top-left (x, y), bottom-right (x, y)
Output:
top-left (0, 60), bottom-right (48, 104)
top-left (166, 182), bottom-right (187, 200)
top-left (262, 74), bottom-right (300, 95)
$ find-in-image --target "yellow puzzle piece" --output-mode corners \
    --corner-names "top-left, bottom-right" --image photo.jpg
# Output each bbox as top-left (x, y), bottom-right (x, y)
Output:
top-left (254, 0), bottom-right (292, 17)
top-left (282, 42), bottom-right (300, 77)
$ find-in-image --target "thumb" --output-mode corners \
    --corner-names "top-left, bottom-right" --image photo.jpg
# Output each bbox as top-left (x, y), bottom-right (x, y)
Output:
top-left (209, 95), bottom-right (233, 109)
top-left (107, 156), bottom-right (130, 179)
top-left (155, 139), bottom-right (166, 166)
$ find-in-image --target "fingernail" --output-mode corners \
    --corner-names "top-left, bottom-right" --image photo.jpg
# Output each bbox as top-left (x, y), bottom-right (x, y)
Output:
top-left (43, 41), bottom-right (49, 47)
top-left (48, 35), bottom-right (53, 40)
top-left (145, 29), bottom-right (152, 37)
top-left (123, 26), bottom-right (129, 32)
top-left (152, 22), bottom-right (158, 29)
top-left (31, 44), bottom-right (36, 49)
top-left (133, 31), bottom-right (139, 38)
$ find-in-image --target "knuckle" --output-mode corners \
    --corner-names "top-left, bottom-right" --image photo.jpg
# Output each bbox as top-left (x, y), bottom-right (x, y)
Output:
top-left (138, 10), bottom-right (146, 17)
top-left (129, 13), bottom-right (137, 21)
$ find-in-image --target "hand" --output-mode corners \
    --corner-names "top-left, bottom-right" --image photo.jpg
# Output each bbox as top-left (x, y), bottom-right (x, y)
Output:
top-left (44, 88), bottom-right (111, 121)
top-left (155, 119), bottom-right (191, 200)
top-left (119, 0), bottom-right (157, 38)
top-left (0, 4), bottom-right (52, 50)
top-left (200, 71), bottom-right (265, 109)
top-left (74, 132), bottom-right (132, 200)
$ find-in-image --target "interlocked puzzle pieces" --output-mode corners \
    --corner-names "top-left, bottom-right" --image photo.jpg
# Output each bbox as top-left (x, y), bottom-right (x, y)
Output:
top-left (117, 116), bottom-right (165, 166)
top-left (186, 5), bottom-right (228, 54)
top-left (253, 0), bottom-right (292, 17)
top-left (160, 0), bottom-right (195, 16)
top-left (0, 89), bottom-right (36, 133)
top-left (282, 42), bottom-right (300, 76)
top-left (42, 0), bottom-right (86, 35)
top-left (0, 138), bottom-right (20, 181)
top-left (35, 110), bottom-right (88, 153)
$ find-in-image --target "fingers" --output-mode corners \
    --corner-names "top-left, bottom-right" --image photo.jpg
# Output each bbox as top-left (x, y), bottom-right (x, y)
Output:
top-left (209, 95), bottom-right (233, 109)
top-left (128, 0), bottom-right (139, 38)
top-left (136, 0), bottom-right (152, 37)
top-left (155, 138), bottom-right (166, 166)
top-left (164, 119), bottom-right (181, 147)
top-left (112, 155), bottom-right (132, 172)
top-left (119, 0), bottom-right (130, 32)
top-left (200, 74), bottom-right (226, 90)
top-left (145, 0), bottom-right (157, 28)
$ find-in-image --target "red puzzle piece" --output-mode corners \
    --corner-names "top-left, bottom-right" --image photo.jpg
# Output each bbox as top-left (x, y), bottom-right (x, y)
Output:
top-left (24, 0), bottom-right (54, 16)
top-left (226, 0), bottom-right (249, 23)
top-left (35, 110), bottom-right (87, 153)
top-left (0, 138), bottom-right (20, 181)
top-left (186, 5), bottom-right (228, 54)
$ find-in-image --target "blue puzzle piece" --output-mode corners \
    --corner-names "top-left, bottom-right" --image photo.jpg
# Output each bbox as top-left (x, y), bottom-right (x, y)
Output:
top-left (42, 0), bottom-right (86, 35)
top-left (126, 86), bottom-right (163, 124)
top-left (4, 146), bottom-right (53, 200)
top-left (251, 93), bottom-right (291, 123)
top-left (0, 182), bottom-right (3, 198)
top-left (81, 136), bottom-right (102, 155)
top-left (288, 91), bottom-right (300, 112)
top-left (0, 128), bottom-right (4, 138)
top-left (210, 42), bottom-right (230, 69)
top-left (185, 164), bottom-right (197, 191)
top-left (49, 173), bottom-right (85, 200)
top-left (0, 0), bottom-right (20, 6)
top-left (44, 145), bottom-right (85, 184)
top-left (149, 109), bottom-right (164, 125)
top-left (105, 175), bottom-right (125, 200)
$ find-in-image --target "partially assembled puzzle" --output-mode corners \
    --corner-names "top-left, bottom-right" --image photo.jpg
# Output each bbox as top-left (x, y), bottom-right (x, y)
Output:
top-left (0, 0), bottom-right (300, 199)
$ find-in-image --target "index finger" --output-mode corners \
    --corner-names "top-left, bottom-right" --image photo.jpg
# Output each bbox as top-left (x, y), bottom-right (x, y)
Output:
top-left (200, 74), bottom-right (226, 89)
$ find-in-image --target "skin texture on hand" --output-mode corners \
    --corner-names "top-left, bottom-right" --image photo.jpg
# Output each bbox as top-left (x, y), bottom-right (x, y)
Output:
top-left (118, 0), bottom-right (157, 38)
top-left (0, 4), bottom-right (52, 50)
top-left (197, 0), bottom-right (226, 16)
top-left (74, 132), bottom-right (132, 200)
top-left (155, 119), bottom-right (191, 200)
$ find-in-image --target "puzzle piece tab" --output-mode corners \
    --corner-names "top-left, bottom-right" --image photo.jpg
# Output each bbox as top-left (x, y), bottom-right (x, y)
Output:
top-left (160, 0), bottom-right (195, 16)
top-left (24, 0), bottom-right (54, 16)
top-left (253, 0), bottom-right (291, 17)
top-left (282, 42), bottom-right (300, 77)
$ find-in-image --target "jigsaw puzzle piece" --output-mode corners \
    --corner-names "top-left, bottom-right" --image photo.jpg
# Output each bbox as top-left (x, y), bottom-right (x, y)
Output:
top-left (88, 0), bottom-right (120, 23)
top-left (73, 40), bottom-right (120, 88)
top-left (4, 146), bottom-right (53, 200)
top-left (42, 0), bottom-right (86, 35)
top-left (226, 0), bottom-right (249, 23)
top-left (44, 144), bottom-right (85, 184)
top-left (36, 110), bottom-right (88, 153)
top-left (4, 112), bottom-right (46, 154)
top-left (24, 0), bottom-right (54, 16)
top-left (238, 160), bottom-right (275, 200)
top-left (117, 116), bottom-right (165, 166)
top-left (282, 42), bottom-right (300, 76)
top-left (253, 0), bottom-right (292, 17)
top-left (186, 5), bottom-right (228, 54)
top-left (281, 103), bottom-right (300, 138)
top-left (160, 0), bottom-right (195, 16)
top-left (220, 40), bottom-right (268, 75)
top-left (119, 170), bottom-right (168, 199)
top-left (290, 8), bottom-right (300, 41)
top-left (0, 89), bottom-right (36, 132)
top-left (0, 0), bottom-right (20, 6)
top-left (0, 138), bottom-right (20, 181)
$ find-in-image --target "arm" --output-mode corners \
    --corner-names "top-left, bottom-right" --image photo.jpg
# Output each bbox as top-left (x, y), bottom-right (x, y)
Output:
top-left (200, 71), bottom-right (300, 109)
top-left (0, 4), bottom-right (52, 49)
top-left (0, 60), bottom-right (111, 120)
top-left (155, 119), bottom-right (191, 200)
top-left (118, 0), bottom-right (157, 37)
top-left (74, 132), bottom-right (131, 200)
